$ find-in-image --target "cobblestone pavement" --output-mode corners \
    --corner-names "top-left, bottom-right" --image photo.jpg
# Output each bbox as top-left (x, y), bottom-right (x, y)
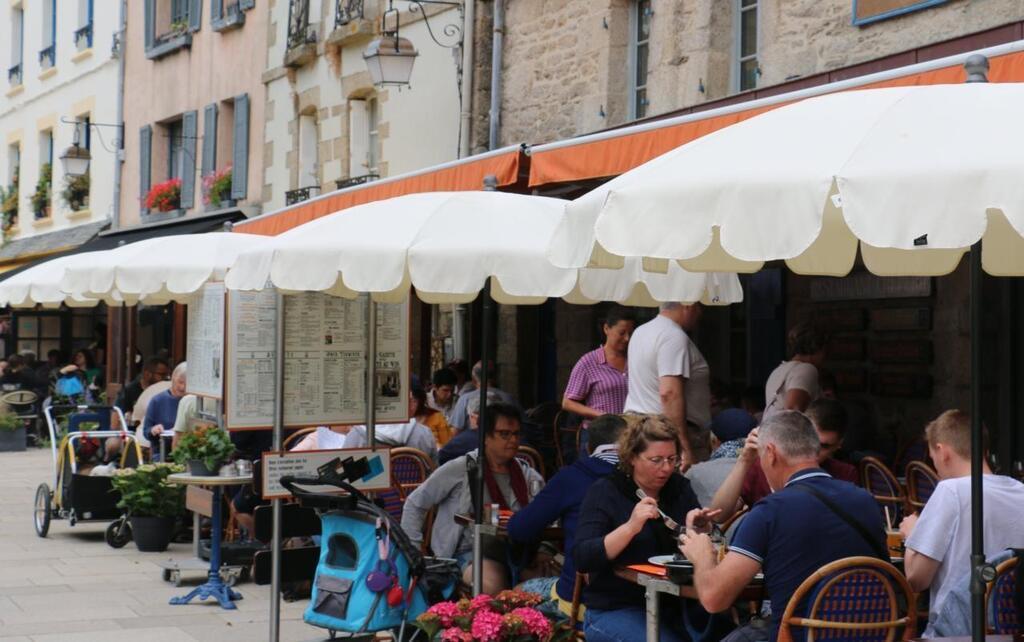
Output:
top-left (0, 448), bottom-right (317, 641)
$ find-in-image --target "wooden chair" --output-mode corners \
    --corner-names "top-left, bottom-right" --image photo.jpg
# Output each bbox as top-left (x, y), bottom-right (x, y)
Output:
top-left (282, 426), bottom-right (316, 450)
top-left (905, 461), bottom-right (938, 511)
top-left (861, 456), bottom-right (906, 524)
top-left (721, 504), bottom-right (749, 534)
top-left (552, 409), bottom-right (582, 469)
top-left (777, 556), bottom-right (917, 642)
top-left (986, 556), bottom-right (1020, 634)
top-left (517, 445), bottom-right (546, 478)
top-left (569, 571), bottom-right (588, 639)
top-left (390, 446), bottom-right (435, 496)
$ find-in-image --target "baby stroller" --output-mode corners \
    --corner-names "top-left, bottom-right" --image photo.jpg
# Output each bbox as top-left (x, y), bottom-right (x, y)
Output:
top-left (34, 404), bottom-right (141, 543)
top-left (281, 469), bottom-right (458, 640)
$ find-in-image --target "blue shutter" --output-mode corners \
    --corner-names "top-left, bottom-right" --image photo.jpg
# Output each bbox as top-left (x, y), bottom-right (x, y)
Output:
top-left (231, 93), bottom-right (249, 200)
top-left (201, 103), bottom-right (218, 179)
top-left (211, 0), bottom-right (222, 22)
top-left (180, 111), bottom-right (198, 208)
top-left (139, 125), bottom-right (152, 210)
top-left (144, 0), bottom-right (155, 50)
top-left (189, 0), bottom-right (203, 31)
top-left (240, 0), bottom-right (255, 10)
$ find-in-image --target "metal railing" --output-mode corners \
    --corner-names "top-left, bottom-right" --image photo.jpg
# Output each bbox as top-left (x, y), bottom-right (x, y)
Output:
top-left (285, 186), bottom-right (319, 205)
top-left (335, 0), bottom-right (365, 27)
top-left (39, 45), bottom-right (55, 69)
top-left (335, 173), bottom-right (378, 190)
top-left (287, 0), bottom-right (314, 49)
top-left (74, 23), bottom-right (93, 51)
top-left (8, 63), bottom-right (22, 86)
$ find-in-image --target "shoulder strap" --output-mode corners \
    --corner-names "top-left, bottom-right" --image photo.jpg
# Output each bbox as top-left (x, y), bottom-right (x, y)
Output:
top-left (790, 482), bottom-right (889, 560)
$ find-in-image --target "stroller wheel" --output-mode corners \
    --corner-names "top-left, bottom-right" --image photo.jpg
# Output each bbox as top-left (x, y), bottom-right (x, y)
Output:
top-left (105, 519), bottom-right (132, 548)
top-left (33, 484), bottom-right (51, 538)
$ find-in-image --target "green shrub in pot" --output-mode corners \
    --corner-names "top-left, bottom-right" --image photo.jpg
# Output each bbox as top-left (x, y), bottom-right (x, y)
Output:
top-left (172, 425), bottom-right (235, 475)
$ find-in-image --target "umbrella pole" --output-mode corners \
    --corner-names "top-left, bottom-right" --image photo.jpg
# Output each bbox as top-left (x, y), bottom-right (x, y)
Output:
top-left (367, 297), bottom-right (378, 449)
top-left (964, 54), bottom-right (989, 642)
top-left (269, 290), bottom-right (285, 642)
top-left (473, 277), bottom-right (493, 596)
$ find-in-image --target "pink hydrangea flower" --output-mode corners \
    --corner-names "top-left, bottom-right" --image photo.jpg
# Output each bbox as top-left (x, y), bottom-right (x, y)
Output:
top-left (440, 626), bottom-right (473, 642)
top-left (470, 593), bottom-right (495, 612)
top-left (511, 607), bottom-right (552, 638)
top-left (427, 601), bottom-right (460, 627)
top-left (470, 608), bottom-right (506, 641)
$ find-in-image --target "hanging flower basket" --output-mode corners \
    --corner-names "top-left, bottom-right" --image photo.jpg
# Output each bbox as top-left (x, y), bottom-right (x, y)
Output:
top-left (145, 178), bottom-right (182, 212)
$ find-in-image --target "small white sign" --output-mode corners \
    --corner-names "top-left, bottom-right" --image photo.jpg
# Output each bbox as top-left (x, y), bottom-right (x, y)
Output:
top-left (261, 448), bottom-right (392, 499)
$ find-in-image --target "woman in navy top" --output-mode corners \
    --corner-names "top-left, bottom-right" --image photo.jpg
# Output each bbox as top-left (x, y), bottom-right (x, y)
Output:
top-left (574, 415), bottom-right (717, 642)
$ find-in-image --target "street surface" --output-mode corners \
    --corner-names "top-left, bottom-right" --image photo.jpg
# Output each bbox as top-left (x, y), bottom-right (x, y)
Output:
top-left (0, 449), bottom-right (314, 641)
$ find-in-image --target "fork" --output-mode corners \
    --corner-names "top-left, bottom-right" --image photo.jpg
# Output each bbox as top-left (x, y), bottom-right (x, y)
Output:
top-left (635, 488), bottom-right (682, 533)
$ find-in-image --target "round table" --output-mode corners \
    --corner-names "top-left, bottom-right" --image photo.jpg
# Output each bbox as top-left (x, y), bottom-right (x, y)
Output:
top-left (167, 472), bottom-right (253, 610)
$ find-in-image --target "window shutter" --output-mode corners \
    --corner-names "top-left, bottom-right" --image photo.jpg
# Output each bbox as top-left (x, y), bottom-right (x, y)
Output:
top-left (180, 111), bottom-right (198, 208)
top-left (144, 0), bottom-right (155, 49)
top-left (240, 0), bottom-right (255, 10)
top-left (231, 93), bottom-right (249, 200)
top-left (201, 103), bottom-right (218, 178)
top-left (189, 0), bottom-right (203, 31)
top-left (348, 99), bottom-right (369, 177)
top-left (139, 125), bottom-right (152, 209)
top-left (211, 0), bottom-right (222, 22)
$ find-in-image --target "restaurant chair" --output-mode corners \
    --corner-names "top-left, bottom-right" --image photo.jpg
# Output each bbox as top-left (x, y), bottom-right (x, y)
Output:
top-left (777, 556), bottom-right (916, 642)
top-left (986, 556), bottom-right (1020, 634)
top-left (569, 571), bottom-right (588, 639)
top-left (721, 505), bottom-right (749, 534)
top-left (517, 445), bottom-right (546, 478)
top-left (281, 426), bottom-right (316, 451)
top-left (905, 461), bottom-right (938, 511)
top-left (390, 447), bottom-right (435, 496)
top-left (861, 456), bottom-right (906, 524)
top-left (552, 410), bottom-right (582, 469)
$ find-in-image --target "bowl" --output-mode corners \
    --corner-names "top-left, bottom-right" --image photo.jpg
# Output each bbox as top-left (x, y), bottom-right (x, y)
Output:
top-left (663, 559), bottom-right (694, 584)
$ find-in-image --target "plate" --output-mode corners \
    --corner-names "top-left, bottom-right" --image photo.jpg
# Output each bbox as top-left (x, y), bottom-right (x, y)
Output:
top-left (648, 555), bottom-right (691, 567)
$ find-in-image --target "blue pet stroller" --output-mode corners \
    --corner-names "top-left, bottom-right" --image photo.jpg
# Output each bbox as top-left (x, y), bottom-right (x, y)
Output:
top-left (281, 472), bottom-right (458, 640)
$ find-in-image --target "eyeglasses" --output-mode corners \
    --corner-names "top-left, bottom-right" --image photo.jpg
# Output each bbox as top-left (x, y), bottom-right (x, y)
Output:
top-left (820, 441), bottom-right (841, 452)
top-left (641, 455), bottom-right (680, 468)
top-left (493, 430), bottom-right (521, 441)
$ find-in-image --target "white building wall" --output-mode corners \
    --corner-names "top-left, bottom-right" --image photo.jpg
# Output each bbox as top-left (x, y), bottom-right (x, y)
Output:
top-left (0, 0), bottom-right (120, 240)
top-left (262, 1), bottom-right (461, 212)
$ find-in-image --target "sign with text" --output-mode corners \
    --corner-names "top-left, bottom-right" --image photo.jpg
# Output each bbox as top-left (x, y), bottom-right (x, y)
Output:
top-left (810, 274), bottom-right (932, 302)
top-left (853, 0), bottom-right (946, 26)
top-left (186, 282), bottom-right (225, 399)
top-left (261, 448), bottom-right (392, 499)
top-left (225, 291), bottom-right (410, 429)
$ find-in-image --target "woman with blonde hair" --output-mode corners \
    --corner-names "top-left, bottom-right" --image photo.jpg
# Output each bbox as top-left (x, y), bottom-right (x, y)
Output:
top-left (574, 415), bottom-right (719, 641)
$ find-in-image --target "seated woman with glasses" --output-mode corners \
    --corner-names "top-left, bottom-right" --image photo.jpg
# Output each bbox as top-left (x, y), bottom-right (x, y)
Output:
top-left (401, 402), bottom-right (545, 595)
top-left (574, 415), bottom-right (720, 642)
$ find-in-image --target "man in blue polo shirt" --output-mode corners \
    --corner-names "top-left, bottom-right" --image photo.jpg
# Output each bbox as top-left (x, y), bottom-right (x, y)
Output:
top-left (680, 410), bottom-right (885, 642)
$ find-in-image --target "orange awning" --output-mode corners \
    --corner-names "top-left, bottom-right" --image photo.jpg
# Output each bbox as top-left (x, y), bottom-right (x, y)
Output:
top-left (529, 42), bottom-right (1024, 187)
top-left (237, 145), bottom-right (525, 236)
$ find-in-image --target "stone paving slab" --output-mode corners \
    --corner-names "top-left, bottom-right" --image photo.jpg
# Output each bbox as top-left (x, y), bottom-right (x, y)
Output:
top-left (0, 449), bottom-right (315, 641)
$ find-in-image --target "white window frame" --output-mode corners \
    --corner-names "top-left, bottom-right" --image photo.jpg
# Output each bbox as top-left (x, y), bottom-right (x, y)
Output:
top-left (734, 0), bottom-right (759, 93)
top-left (627, 0), bottom-right (652, 121)
top-left (366, 97), bottom-right (379, 175)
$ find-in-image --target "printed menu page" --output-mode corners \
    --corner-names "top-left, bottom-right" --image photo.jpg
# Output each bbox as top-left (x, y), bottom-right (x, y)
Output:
top-left (186, 282), bottom-right (225, 399)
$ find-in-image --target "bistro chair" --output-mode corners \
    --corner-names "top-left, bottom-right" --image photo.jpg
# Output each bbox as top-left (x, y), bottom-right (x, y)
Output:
top-left (517, 445), bottom-right (546, 478)
top-left (390, 447), bottom-right (435, 496)
top-left (986, 556), bottom-right (1020, 634)
top-left (721, 505), bottom-right (749, 535)
top-left (905, 461), bottom-right (939, 511)
top-left (552, 409), bottom-right (583, 469)
top-left (282, 426), bottom-right (316, 450)
top-left (861, 456), bottom-right (906, 524)
top-left (777, 556), bottom-right (916, 642)
top-left (569, 571), bottom-right (588, 639)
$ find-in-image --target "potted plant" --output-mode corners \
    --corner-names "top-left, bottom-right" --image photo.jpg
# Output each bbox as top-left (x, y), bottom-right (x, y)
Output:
top-left (172, 425), bottom-right (235, 476)
top-left (1, 171), bottom-right (18, 237)
top-left (201, 166), bottom-right (233, 208)
top-left (110, 463), bottom-right (185, 552)
top-left (0, 411), bottom-right (25, 452)
top-left (61, 172), bottom-right (90, 211)
top-left (414, 590), bottom-right (574, 641)
top-left (144, 178), bottom-right (182, 212)
top-left (30, 163), bottom-right (51, 219)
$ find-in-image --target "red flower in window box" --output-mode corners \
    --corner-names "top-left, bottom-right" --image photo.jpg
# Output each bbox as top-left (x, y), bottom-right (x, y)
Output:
top-left (144, 178), bottom-right (182, 212)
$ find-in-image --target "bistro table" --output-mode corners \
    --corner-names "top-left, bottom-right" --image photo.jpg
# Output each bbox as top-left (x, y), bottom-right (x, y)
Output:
top-left (167, 472), bottom-right (253, 609)
top-left (454, 513), bottom-right (564, 540)
top-left (615, 565), bottom-right (765, 642)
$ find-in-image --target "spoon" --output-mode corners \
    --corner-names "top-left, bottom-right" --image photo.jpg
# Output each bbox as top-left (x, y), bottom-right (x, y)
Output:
top-left (635, 488), bottom-right (682, 533)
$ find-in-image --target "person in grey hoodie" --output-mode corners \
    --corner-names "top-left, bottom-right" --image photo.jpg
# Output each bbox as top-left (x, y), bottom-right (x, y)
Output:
top-left (401, 403), bottom-right (544, 595)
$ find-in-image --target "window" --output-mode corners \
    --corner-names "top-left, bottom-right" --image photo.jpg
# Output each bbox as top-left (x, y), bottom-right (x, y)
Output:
top-left (167, 119), bottom-right (184, 180)
top-left (75, 0), bottom-right (94, 51)
top-left (629, 1), bottom-right (651, 120)
top-left (736, 0), bottom-right (758, 91)
top-left (40, 130), bottom-right (53, 168)
top-left (7, 144), bottom-right (19, 185)
top-left (145, 0), bottom-right (200, 59)
top-left (78, 117), bottom-right (92, 153)
top-left (40, 0), bottom-right (56, 69)
top-left (366, 97), bottom-right (379, 175)
top-left (298, 113), bottom-right (319, 189)
top-left (9, 8), bottom-right (24, 85)
top-left (171, 0), bottom-right (190, 25)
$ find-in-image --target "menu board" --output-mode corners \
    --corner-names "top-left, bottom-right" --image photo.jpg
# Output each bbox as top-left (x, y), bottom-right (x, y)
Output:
top-left (225, 290), bottom-right (410, 429)
top-left (186, 282), bottom-right (225, 399)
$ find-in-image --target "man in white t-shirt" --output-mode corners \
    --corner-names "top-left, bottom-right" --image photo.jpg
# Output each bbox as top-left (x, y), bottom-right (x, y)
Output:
top-left (623, 302), bottom-right (711, 462)
top-left (900, 409), bottom-right (1024, 636)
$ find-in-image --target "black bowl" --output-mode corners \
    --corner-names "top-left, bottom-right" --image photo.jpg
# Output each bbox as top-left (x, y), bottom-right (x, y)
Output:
top-left (664, 559), bottom-right (694, 584)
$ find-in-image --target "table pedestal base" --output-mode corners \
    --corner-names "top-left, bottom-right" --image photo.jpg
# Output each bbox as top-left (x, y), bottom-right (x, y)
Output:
top-left (169, 571), bottom-right (243, 609)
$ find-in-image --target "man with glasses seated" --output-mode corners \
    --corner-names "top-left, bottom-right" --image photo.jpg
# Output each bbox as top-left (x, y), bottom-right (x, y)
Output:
top-left (401, 402), bottom-right (544, 595)
top-left (709, 398), bottom-right (857, 525)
